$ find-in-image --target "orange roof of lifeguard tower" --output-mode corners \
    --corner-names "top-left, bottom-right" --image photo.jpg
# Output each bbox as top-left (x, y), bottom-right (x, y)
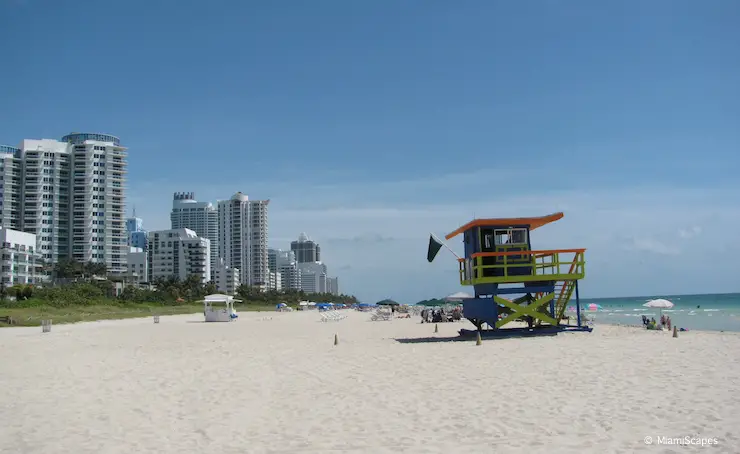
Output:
top-left (445, 212), bottom-right (564, 240)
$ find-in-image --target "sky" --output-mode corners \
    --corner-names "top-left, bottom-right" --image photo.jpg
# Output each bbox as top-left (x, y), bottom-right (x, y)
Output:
top-left (1, 0), bottom-right (739, 303)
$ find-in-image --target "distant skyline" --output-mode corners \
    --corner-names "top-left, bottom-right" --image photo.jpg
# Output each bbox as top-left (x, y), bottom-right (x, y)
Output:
top-left (1, 0), bottom-right (739, 302)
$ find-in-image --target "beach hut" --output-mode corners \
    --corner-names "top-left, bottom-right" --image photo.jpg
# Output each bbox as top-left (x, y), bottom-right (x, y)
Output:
top-left (203, 294), bottom-right (241, 322)
top-left (428, 212), bottom-right (590, 336)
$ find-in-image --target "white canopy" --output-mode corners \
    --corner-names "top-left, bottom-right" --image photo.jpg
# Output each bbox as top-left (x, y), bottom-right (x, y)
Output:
top-left (203, 294), bottom-right (242, 303)
top-left (445, 291), bottom-right (473, 302)
top-left (643, 298), bottom-right (674, 309)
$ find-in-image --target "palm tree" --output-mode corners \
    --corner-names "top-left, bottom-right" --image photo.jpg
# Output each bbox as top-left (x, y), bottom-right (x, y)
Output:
top-left (203, 282), bottom-right (218, 295)
top-left (84, 262), bottom-right (107, 277)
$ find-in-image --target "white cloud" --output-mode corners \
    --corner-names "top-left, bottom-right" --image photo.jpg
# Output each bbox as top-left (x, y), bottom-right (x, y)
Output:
top-left (678, 226), bottom-right (702, 239)
top-left (625, 237), bottom-right (680, 256)
top-left (129, 170), bottom-right (740, 303)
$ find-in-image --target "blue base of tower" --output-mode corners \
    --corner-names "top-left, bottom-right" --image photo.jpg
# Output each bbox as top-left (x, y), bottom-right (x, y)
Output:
top-left (460, 281), bottom-right (585, 332)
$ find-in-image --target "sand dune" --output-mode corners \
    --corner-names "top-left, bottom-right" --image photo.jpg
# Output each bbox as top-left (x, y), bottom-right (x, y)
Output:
top-left (1, 310), bottom-right (739, 453)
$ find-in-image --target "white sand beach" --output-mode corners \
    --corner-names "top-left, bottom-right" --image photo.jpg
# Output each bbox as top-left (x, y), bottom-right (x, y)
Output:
top-left (1, 310), bottom-right (739, 454)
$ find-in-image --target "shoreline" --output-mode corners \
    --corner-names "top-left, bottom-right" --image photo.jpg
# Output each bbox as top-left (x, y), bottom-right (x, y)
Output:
top-left (592, 320), bottom-right (740, 335)
top-left (590, 317), bottom-right (740, 334)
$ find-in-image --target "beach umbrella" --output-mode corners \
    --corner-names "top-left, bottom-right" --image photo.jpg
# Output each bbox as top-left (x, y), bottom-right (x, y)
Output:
top-left (587, 303), bottom-right (601, 311)
top-left (416, 299), bottom-right (445, 307)
top-left (643, 298), bottom-right (674, 309)
top-left (376, 299), bottom-right (400, 306)
top-left (643, 298), bottom-right (674, 316)
top-left (444, 291), bottom-right (473, 302)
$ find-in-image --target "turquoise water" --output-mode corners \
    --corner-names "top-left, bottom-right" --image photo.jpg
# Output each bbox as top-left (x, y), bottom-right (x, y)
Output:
top-left (574, 293), bottom-right (740, 332)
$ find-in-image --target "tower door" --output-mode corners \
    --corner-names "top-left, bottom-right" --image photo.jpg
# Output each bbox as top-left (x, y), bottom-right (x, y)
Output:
top-left (494, 228), bottom-right (529, 262)
top-left (495, 227), bottom-right (531, 276)
top-left (479, 227), bottom-right (532, 277)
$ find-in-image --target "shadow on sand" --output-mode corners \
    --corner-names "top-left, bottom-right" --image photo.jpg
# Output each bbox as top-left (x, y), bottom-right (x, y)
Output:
top-left (394, 336), bottom-right (471, 344)
top-left (394, 329), bottom-right (561, 343)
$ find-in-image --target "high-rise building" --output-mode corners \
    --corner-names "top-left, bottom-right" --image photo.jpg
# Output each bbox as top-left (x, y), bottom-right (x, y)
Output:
top-left (213, 257), bottom-right (240, 294)
top-left (290, 232), bottom-right (321, 263)
top-left (0, 227), bottom-right (39, 287)
top-left (298, 261), bottom-right (328, 294)
top-left (268, 271), bottom-right (282, 291)
top-left (0, 146), bottom-right (23, 231)
top-left (1, 139), bottom-right (70, 264)
top-left (326, 277), bottom-right (339, 296)
top-left (126, 246), bottom-right (148, 284)
top-left (126, 209), bottom-right (147, 250)
top-left (0, 133), bottom-right (127, 274)
top-left (217, 192), bottom-right (269, 288)
top-left (268, 248), bottom-right (301, 291)
top-left (147, 228), bottom-right (211, 284)
top-left (170, 192), bottom-right (218, 278)
top-left (21, 139), bottom-right (72, 266)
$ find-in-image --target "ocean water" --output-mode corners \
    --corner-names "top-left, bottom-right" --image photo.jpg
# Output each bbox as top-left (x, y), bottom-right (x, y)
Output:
top-left (572, 293), bottom-right (740, 332)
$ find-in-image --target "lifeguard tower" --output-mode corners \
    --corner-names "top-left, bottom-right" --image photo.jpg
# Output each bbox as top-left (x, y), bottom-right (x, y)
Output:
top-left (433, 212), bottom-right (590, 335)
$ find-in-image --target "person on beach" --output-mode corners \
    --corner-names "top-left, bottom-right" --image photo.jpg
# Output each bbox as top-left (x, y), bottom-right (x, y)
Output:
top-left (666, 317), bottom-right (672, 330)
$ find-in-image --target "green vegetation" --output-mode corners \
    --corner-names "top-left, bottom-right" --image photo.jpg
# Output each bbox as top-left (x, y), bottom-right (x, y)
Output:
top-left (0, 303), bottom-right (204, 327)
top-left (0, 271), bottom-right (359, 327)
top-left (45, 259), bottom-right (108, 279)
top-left (415, 298), bottom-right (447, 306)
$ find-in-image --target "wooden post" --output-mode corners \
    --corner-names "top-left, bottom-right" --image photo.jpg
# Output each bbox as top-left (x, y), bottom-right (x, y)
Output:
top-left (673, 326), bottom-right (678, 338)
top-left (434, 323), bottom-right (438, 333)
top-left (334, 334), bottom-right (339, 346)
top-left (476, 331), bottom-right (482, 346)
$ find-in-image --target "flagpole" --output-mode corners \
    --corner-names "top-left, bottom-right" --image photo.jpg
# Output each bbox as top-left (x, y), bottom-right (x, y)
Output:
top-left (431, 233), bottom-right (461, 260)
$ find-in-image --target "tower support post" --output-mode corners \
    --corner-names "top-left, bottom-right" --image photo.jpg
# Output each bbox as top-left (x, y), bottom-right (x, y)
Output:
top-left (575, 280), bottom-right (582, 327)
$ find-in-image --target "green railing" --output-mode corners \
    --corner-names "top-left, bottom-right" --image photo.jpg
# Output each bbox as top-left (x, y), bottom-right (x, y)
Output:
top-left (457, 249), bottom-right (586, 285)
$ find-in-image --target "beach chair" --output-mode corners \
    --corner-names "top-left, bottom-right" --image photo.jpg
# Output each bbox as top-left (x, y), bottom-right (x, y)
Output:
top-left (370, 309), bottom-right (391, 321)
top-left (322, 311), bottom-right (345, 322)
